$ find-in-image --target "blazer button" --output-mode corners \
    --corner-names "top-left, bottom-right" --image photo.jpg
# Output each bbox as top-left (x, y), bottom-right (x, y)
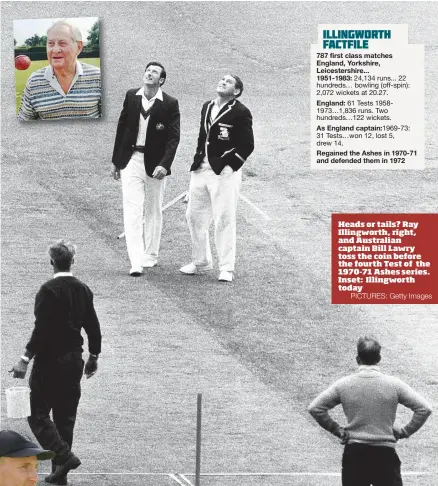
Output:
top-left (131, 145), bottom-right (134, 148)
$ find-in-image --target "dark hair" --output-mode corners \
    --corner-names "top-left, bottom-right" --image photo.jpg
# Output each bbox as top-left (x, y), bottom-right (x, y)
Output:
top-left (357, 336), bottom-right (381, 365)
top-left (145, 61), bottom-right (167, 86)
top-left (48, 240), bottom-right (76, 271)
top-left (230, 74), bottom-right (243, 98)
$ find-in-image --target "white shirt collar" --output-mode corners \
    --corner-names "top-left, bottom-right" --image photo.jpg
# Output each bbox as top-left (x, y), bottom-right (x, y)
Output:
top-left (44, 60), bottom-right (83, 81)
top-left (358, 365), bottom-right (380, 373)
top-left (213, 97), bottom-right (235, 108)
top-left (135, 86), bottom-right (163, 102)
top-left (54, 272), bottom-right (73, 278)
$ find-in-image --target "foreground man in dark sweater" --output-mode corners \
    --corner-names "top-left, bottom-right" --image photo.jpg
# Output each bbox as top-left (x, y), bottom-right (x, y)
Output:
top-left (11, 240), bottom-right (102, 485)
top-left (308, 336), bottom-right (432, 486)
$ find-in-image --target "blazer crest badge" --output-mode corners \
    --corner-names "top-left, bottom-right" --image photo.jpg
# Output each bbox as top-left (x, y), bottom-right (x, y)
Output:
top-left (218, 126), bottom-right (230, 140)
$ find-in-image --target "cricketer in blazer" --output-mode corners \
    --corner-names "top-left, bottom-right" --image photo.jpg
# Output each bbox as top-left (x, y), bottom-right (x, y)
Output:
top-left (112, 89), bottom-right (180, 176)
top-left (191, 98), bottom-right (254, 175)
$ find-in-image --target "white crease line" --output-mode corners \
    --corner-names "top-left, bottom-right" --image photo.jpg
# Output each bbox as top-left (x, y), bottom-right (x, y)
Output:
top-left (239, 193), bottom-right (272, 221)
top-left (162, 191), bottom-right (188, 211)
top-left (402, 472), bottom-right (432, 476)
top-left (44, 471), bottom-right (431, 476)
top-left (44, 473), bottom-right (170, 476)
top-left (185, 472), bottom-right (431, 477)
top-left (179, 473), bottom-right (195, 485)
top-left (169, 473), bottom-right (187, 485)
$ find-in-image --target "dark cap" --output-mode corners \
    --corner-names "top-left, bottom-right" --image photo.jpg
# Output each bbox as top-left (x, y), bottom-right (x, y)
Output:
top-left (0, 431), bottom-right (54, 460)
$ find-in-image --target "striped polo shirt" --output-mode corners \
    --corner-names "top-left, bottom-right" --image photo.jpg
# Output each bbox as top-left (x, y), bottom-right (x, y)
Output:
top-left (18, 61), bottom-right (101, 121)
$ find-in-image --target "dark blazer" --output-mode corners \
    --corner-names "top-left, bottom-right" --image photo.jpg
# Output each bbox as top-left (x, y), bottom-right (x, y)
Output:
top-left (112, 89), bottom-right (180, 177)
top-left (191, 98), bottom-right (254, 175)
top-left (26, 276), bottom-right (102, 359)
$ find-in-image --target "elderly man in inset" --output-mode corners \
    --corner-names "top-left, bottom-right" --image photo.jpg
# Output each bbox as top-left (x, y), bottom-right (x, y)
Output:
top-left (0, 430), bottom-right (54, 486)
top-left (17, 20), bottom-right (101, 120)
top-left (180, 74), bottom-right (254, 282)
top-left (308, 336), bottom-right (432, 486)
top-left (11, 240), bottom-right (102, 485)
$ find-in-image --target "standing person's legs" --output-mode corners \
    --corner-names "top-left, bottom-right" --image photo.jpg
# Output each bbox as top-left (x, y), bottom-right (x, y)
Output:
top-left (185, 169), bottom-right (214, 270)
top-left (341, 444), bottom-right (372, 486)
top-left (371, 447), bottom-right (403, 486)
top-left (52, 353), bottom-right (84, 452)
top-left (44, 354), bottom-right (84, 484)
top-left (121, 152), bottom-right (147, 273)
top-left (27, 362), bottom-right (70, 459)
top-left (142, 175), bottom-right (166, 265)
top-left (210, 169), bottom-right (242, 272)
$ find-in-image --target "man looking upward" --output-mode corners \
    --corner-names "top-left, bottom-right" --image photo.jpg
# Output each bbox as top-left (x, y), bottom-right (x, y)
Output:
top-left (112, 62), bottom-right (180, 276)
top-left (180, 74), bottom-right (254, 282)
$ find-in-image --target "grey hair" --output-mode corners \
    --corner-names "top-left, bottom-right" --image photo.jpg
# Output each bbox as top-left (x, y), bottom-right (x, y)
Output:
top-left (47, 20), bottom-right (82, 42)
top-left (48, 239), bottom-right (76, 270)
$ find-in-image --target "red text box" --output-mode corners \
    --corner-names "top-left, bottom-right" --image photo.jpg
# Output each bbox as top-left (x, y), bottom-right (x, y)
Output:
top-left (332, 213), bottom-right (438, 304)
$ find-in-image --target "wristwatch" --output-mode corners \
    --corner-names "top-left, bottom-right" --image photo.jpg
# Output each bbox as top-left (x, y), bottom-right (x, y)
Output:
top-left (20, 356), bottom-right (30, 363)
top-left (90, 353), bottom-right (99, 358)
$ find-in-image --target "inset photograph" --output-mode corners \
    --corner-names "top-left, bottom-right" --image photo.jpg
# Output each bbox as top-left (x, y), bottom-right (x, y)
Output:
top-left (13, 17), bottom-right (101, 120)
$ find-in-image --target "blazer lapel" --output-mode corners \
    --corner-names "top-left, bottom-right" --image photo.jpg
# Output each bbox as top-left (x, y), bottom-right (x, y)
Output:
top-left (210, 99), bottom-right (236, 128)
top-left (149, 98), bottom-right (162, 119)
top-left (132, 94), bottom-right (142, 134)
top-left (204, 101), bottom-right (215, 134)
top-left (145, 98), bottom-right (162, 137)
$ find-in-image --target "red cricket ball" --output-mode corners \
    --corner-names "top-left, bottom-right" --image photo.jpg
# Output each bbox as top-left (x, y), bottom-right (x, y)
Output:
top-left (15, 55), bottom-right (31, 70)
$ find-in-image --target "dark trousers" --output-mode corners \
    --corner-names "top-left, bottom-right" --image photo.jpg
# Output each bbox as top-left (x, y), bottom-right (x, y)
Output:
top-left (28, 351), bottom-right (84, 464)
top-left (342, 443), bottom-right (403, 486)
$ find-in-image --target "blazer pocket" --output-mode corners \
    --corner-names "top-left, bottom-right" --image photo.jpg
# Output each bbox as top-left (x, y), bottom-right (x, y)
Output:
top-left (221, 149), bottom-right (235, 158)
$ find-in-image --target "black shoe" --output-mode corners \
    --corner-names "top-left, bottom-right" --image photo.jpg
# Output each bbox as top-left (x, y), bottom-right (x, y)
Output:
top-left (45, 453), bottom-right (81, 484)
top-left (45, 474), bottom-right (67, 485)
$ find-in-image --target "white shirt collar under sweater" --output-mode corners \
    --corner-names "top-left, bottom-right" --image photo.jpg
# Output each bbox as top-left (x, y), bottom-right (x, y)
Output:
top-left (135, 86), bottom-right (163, 103)
top-left (54, 272), bottom-right (73, 278)
top-left (358, 365), bottom-right (380, 374)
top-left (135, 87), bottom-right (163, 146)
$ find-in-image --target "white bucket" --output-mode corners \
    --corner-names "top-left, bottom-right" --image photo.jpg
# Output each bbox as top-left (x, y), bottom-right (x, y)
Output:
top-left (5, 386), bottom-right (31, 419)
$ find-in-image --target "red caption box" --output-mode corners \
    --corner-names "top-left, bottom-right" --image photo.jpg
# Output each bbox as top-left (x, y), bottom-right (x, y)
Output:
top-left (332, 213), bottom-right (438, 304)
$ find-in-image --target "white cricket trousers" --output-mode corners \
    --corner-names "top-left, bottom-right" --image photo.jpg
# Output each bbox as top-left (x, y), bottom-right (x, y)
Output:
top-left (120, 152), bottom-right (166, 269)
top-left (186, 165), bottom-right (242, 272)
